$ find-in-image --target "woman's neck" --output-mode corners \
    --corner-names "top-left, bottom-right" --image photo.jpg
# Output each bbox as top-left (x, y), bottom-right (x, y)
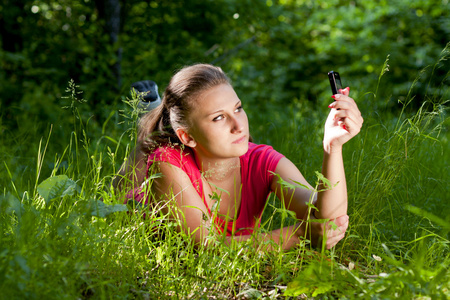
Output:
top-left (193, 152), bottom-right (241, 182)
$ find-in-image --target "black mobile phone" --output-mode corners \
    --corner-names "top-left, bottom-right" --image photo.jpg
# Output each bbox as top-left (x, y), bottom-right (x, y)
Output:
top-left (328, 71), bottom-right (343, 95)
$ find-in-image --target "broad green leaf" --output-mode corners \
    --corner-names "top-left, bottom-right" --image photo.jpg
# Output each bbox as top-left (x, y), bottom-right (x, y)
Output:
top-left (89, 200), bottom-right (128, 218)
top-left (284, 283), bottom-right (310, 297)
top-left (37, 175), bottom-right (81, 205)
top-left (311, 283), bottom-right (334, 297)
top-left (1, 193), bottom-right (23, 216)
top-left (126, 199), bottom-right (148, 210)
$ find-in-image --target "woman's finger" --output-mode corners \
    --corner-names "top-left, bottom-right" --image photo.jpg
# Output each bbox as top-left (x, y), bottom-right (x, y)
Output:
top-left (339, 87), bottom-right (350, 96)
top-left (326, 231), bottom-right (347, 249)
top-left (332, 215), bottom-right (349, 227)
top-left (340, 117), bottom-right (362, 135)
top-left (333, 109), bottom-right (358, 123)
top-left (331, 94), bottom-right (358, 109)
top-left (334, 110), bottom-right (363, 127)
top-left (324, 221), bottom-right (348, 248)
top-left (308, 215), bottom-right (349, 248)
top-left (329, 98), bottom-right (360, 113)
top-left (331, 99), bottom-right (363, 124)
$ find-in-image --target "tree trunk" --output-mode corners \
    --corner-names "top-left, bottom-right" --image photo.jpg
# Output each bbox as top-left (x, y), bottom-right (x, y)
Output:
top-left (0, 0), bottom-right (25, 52)
top-left (95, 0), bottom-right (122, 90)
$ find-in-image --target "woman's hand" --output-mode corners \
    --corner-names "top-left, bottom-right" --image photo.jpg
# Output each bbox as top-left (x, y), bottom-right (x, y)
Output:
top-left (297, 214), bottom-right (349, 249)
top-left (323, 87), bottom-right (363, 153)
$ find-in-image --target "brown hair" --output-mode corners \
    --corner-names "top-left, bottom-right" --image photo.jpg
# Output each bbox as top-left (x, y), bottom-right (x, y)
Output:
top-left (137, 63), bottom-right (231, 153)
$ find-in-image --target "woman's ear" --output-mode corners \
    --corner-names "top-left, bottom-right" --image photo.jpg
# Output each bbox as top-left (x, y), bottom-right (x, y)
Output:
top-left (175, 127), bottom-right (197, 148)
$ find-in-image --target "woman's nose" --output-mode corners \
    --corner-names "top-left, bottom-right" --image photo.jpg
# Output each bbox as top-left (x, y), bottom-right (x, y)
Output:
top-left (230, 116), bottom-right (244, 133)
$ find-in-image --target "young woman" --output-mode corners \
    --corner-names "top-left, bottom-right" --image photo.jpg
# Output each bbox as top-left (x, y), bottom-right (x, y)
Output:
top-left (116, 64), bottom-right (363, 250)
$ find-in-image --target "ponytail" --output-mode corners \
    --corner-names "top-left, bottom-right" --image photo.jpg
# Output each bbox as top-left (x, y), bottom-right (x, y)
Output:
top-left (138, 103), bottom-right (181, 153)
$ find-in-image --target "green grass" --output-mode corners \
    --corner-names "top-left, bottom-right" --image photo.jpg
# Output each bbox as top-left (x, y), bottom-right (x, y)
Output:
top-left (1, 52), bottom-right (449, 299)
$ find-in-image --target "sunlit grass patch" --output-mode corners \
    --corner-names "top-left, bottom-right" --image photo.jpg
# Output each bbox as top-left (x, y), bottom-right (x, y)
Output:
top-left (1, 46), bottom-right (449, 298)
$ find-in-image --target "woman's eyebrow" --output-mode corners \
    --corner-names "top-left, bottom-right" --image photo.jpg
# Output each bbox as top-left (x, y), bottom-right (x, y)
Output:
top-left (207, 101), bottom-right (242, 116)
top-left (207, 109), bottom-right (224, 116)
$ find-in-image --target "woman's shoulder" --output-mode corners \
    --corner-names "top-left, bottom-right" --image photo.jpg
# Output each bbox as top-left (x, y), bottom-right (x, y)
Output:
top-left (244, 142), bottom-right (284, 158)
top-left (148, 143), bottom-right (196, 168)
top-left (242, 142), bottom-right (285, 169)
top-left (147, 144), bottom-right (202, 193)
top-left (151, 143), bottom-right (185, 156)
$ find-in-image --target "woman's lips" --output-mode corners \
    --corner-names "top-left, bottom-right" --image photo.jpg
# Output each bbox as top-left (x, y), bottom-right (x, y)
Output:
top-left (232, 136), bottom-right (247, 144)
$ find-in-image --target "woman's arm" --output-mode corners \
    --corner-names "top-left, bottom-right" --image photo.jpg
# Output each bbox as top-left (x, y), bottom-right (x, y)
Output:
top-left (270, 157), bottom-right (316, 220)
top-left (315, 149), bottom-right (347, 219)
top-left (270, 87), bottom-right (362, 247)
top-left (152, 161), bottom-right (314, 250)
top-left (271, 157), bottom-right (349, 249)
top-left (316, 87), bottom-right (363, 219)
top-left (273, 88), bottom-right (362, 220)
top-left (230, 216), bottom-right (348, 250)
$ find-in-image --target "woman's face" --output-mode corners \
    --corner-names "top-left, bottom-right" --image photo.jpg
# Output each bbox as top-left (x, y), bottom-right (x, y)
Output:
top-left (186, 84), bottom-right (249, 160)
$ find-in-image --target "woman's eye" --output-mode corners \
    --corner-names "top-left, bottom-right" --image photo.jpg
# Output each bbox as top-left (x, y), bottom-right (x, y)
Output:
top-left (213, 115), bottom-right (224, 121)
top-left (235, 106), bottom-right (243, 113)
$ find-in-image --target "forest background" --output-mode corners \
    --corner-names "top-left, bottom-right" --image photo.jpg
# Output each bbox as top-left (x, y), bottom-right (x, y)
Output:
top-left (1, 0), bottom-right (449, 298)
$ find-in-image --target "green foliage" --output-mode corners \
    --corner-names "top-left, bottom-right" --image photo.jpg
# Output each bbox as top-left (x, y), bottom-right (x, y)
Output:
top-left (36, 174), bottom-right (80, 205)
top-left (286, 236), bottom-right (450, 298)
top-left (36, 174), bottom-right (128, 217)
top-left (0, 1), bottom-right (449, 298)
top-left (1, 0), bottom-right (449, 129)
top-left (2, 56), bottom-right (448, 297)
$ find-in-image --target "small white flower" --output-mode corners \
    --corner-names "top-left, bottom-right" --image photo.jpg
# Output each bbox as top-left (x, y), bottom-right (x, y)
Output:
top-left (372, 254), bottom-right (382, 261)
